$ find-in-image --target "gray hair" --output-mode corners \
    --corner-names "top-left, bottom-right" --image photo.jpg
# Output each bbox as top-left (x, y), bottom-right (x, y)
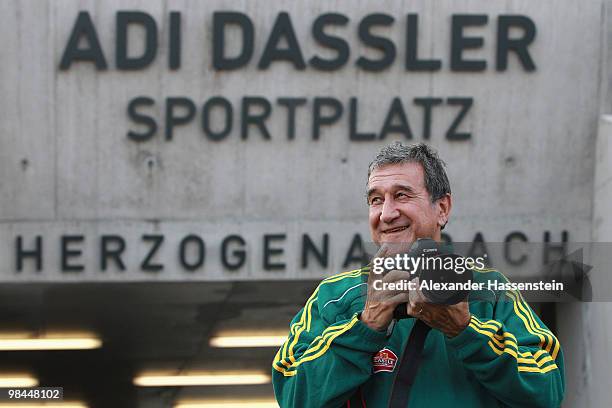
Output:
top-left (367, 141), bottom-right (451, 203)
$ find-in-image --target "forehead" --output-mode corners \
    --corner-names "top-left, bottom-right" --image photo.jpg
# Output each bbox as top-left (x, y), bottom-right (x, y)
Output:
top-left (367, 162), bottom-right (426, 191)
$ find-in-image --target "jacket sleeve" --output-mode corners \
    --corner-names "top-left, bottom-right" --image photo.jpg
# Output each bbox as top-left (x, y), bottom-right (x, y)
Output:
top-left (446, 286), bottom-right (565, 408)
top-left (272, 282), bottom-right (387, 408)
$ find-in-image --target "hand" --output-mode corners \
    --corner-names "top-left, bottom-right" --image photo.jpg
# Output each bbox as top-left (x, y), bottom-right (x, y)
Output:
top-left (407, 278), bottom-right (471, 338)
top-left (361, 244), bottom-right (413, 332)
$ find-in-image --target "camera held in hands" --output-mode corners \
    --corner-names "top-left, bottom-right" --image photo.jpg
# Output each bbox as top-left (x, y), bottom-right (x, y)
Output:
top-left (385, 238), bottom-right (474, 319)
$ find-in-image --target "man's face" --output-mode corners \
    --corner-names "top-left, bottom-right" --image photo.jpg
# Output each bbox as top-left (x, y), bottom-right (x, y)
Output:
top-left (367, 162), bottom-right (445, 246)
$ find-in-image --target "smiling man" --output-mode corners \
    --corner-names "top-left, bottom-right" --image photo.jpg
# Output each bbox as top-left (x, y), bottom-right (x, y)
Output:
top-left (272, 142), bottom-right (565, 408)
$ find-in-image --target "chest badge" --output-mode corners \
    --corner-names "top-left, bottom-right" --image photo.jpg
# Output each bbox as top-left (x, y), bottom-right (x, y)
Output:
top-left (372, 348), bottom-right (398, 373)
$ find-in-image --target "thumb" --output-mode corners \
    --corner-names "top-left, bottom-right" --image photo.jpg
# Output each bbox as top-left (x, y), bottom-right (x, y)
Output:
top-left (367, 244), bottom-right (390, 291)
top-left (373, 243), bottom-right (391, 260)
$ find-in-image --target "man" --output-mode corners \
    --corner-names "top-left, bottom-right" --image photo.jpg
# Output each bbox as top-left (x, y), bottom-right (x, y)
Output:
top-left (272, 142), bottom-right (565, 407)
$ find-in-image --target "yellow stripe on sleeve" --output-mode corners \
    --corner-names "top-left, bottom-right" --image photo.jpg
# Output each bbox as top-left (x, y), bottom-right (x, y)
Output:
top-left (469, 316), bottom-right (558, 374)
top-left (274, 316), bottom-right (359, 377)
top-left (472, 269), bottom-right (560, 360)
top-left (275, 268), bottom-right (369, 371)
top-left (510, 290), bottom-right (560, 360)
top-left (505, 291), bottom-right (548, 349)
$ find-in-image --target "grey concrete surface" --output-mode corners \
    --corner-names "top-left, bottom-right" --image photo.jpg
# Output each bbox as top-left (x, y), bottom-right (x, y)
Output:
top-left (0, 1), bottom-right (609, 407)
top-left (576, 114), bottom-right (612, 408)
top-left (0, 1), bottom-right (601, 228)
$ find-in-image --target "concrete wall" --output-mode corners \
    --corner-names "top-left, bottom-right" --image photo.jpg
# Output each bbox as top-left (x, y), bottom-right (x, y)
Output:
top-left (576, 115), bottom-right (612, 408)
top-left (0, 1), bottom-right (610, 406)
top-left (0, 0), bottom-right (601, 281)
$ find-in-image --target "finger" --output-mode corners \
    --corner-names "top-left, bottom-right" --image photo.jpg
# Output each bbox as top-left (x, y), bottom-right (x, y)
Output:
top-left (406, 300), bottom-right (425, 317)
top-left (381, 269), bottom-right (413, 283)
top-left (373, 243), bottom-right (391, 259)
top-left (409, 277), bottom-right (427, 306)
top-left (385, 292), bottom-right (411, 306)
top-left (370, 270), bottom-right (414, 299)
top-left (405, 277), bottom-right (427, 317)
top-left (367, 243), bottom-right (391, 288)
top-left (367, 265), bottom-right (411, 293)
top-left (367, 277), bottom-right (408, 300)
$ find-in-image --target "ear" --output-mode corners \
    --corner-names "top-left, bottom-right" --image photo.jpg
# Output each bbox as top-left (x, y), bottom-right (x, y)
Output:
top-left (436, 193), bottom-right (452, 229)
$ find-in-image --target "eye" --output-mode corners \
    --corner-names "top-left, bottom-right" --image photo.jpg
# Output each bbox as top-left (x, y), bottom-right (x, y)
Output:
top-left (369, 196), bottom-right (383, 206)
top-left (396, 191), bottom-right (409, 199)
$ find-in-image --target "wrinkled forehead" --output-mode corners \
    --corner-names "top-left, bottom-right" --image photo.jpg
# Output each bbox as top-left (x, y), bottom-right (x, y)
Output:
top-left (367, 162), bottom-right (426, 190)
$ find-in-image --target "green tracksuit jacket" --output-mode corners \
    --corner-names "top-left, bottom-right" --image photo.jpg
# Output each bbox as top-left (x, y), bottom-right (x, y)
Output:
top-left (272, 267), bottom-right (565, 407)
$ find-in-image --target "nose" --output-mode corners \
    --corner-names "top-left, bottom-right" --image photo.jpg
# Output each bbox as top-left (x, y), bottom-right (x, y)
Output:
top-left (380, 196), bottom-right (400, 224)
